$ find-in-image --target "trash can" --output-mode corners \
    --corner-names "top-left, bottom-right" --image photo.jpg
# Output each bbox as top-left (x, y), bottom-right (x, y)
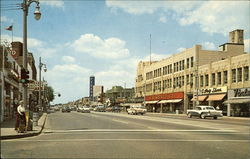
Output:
top-left (176, 110), bottom-right (179, 114)
top-left (33, 112), bottom-right (39, 126)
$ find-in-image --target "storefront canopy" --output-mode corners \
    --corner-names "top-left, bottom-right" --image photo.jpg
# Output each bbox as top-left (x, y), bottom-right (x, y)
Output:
top-left (206, 94), bottom-right (226, 101)
top-left (191, 95), bottom-right (207, 102)
top-left (145, 101), bottom-right (159, 104)
top-left (158, 99), bottom-right (183, 104)
top-left (223, 97), bottom-right (250, 104)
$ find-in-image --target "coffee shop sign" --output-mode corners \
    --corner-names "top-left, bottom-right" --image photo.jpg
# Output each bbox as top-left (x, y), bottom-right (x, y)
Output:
top-left (200, 87), bottom-right (227, 95)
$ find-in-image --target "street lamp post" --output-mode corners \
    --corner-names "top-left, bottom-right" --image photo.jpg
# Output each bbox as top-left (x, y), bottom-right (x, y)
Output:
top-left (39, 57), bottom-right (46, 112)
top-left (22, 0), bottom-right (41, 110)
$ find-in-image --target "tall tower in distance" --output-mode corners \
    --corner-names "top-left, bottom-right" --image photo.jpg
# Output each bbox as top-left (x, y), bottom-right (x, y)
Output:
top-left (89, 76), bottom-right (95, 101)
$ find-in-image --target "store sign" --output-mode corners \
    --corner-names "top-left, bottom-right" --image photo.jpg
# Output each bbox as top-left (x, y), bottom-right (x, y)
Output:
top-left (200, 86), bottom-right (227, 95)
top-left (145, 92), bottom-right (184, 101)
top-left (231, 88), bottom-right (250, 97)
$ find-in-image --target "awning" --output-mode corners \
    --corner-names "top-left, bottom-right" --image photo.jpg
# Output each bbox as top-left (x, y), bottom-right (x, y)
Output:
top-left (191, 95), bottom-right (207, 102)
top-left (223, 97), bottom-right (250, 104)
top-left (206, 94), bottom-right (226, 101)
top-left (158, 99), bottom-right (183, 103)
top-left (145, 101), bottom-right (159, 104)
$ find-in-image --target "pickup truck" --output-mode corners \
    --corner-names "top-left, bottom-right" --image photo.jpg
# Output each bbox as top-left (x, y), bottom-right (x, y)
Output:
top-left (187, 106), bottom-right (223, 119)
top-left (127, 105), bottom-right (147, 115)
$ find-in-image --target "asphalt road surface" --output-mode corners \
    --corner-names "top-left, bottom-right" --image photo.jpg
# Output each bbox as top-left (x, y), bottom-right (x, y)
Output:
top-left (1, 111), bottom-right (250, 159)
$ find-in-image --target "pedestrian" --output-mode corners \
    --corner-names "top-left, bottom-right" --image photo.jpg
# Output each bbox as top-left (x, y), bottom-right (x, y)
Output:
top-left (216, 105), bottom-right (220, 110)
top-left (17, 101), bottom-right (26, 132)
top-left (14, 102), bottom-right (19, 131)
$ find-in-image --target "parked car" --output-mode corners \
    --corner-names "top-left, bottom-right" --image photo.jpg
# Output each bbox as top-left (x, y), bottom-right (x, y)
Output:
top-left (62, 106), bottom-right (71, 113)
top-left (112, 106), bottom-right (121, 113)
top-left (81, 106), bottom-right (90, 113)
top-left (106, 107), bottom-right (113, 112)
top-left (127, 105), bottom-right (147, 115)
top-left (187, 105), bottom-right (223, 119)
top-left (94, 105), bottom-right (106, 112)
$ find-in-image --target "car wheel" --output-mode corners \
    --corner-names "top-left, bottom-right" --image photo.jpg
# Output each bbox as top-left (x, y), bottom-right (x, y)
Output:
top-left (200, 113), bottom-right (206, 119)
top-left (213, 116), bottom-right (218, 119)
top-left (187, 113), bottom-right (192, 118)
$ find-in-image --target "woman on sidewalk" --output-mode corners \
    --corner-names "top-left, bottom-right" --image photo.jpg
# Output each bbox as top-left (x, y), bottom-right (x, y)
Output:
top-left (17, 101), bottom-right (26, 133)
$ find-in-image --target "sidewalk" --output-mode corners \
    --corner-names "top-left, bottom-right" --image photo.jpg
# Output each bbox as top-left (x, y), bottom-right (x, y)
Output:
top-left (0, 113), bottom-right (47, 140)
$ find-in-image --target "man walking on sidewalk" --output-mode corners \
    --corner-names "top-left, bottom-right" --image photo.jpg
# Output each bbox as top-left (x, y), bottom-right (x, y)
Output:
top-left (17, 101), bottom-right (26, 133)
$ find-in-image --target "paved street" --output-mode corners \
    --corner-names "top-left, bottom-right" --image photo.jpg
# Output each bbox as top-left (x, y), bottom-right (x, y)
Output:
top-left (1, 111), bottom-right (250, 159)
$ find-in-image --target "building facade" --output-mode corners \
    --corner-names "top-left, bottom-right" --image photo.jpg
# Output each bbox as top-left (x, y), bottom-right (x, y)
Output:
top-left (105, 86), bottom-right (135, 105)
top-left (93, 85), bottom-right (104, 103)
top-left (135, 30), bottom-right (250, 116)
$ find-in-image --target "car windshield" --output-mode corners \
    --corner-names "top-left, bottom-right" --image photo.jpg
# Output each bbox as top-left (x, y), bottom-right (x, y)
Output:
top-left (206, 107), bottom-right (215, 110)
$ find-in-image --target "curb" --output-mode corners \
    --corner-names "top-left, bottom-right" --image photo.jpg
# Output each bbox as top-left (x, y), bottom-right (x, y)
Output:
top-left (0, 114), bottom-right (47, 140)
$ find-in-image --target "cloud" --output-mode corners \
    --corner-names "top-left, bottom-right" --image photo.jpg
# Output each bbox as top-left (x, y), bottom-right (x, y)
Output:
top-left (44, 64), bottom-right (91, 102)
top-left (201, 42), bottom-right (216, 50)
top-left (178, 1), bottom-right (250, 35)
top-left (159, 16), bottom-right (167, 23)
top-left (40, 0), bottom-right (64, 9)
top-left (244, 39), bottom-right (250, 53)
top-left (106, 1), bottom-right (249, 36)
top-left (1, 34), bottom-right (44, 48)
top-left (1, 16), bottom-right (13, 23)
top-left (62, 56), bottom-right (75, 63)
top-left (177, 47), bottom-right (186, 52)
top-left (71, 34), bottom-right (130, 59)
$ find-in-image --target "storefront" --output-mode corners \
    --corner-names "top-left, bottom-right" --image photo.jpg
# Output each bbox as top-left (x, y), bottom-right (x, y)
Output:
top-left (224, 88), bottom-right (250, 117)
top-left (145, 92), bottom-right (184, 113)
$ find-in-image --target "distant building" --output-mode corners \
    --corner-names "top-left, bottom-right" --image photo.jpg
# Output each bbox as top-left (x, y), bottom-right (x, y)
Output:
top-left (89, 76), bottom-right (95, 101)
top-left (93, 85), bottom-right (104, 103)
top-left (105, 86), bottom-right (135, 105)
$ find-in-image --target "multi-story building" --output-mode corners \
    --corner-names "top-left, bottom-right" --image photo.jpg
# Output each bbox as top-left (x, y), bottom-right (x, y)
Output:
top-left (135, 30), bottom-right (250, 116)
top-left (93, 85), bottom-right (104, 103)
top-left (89, 76), bottom-right (95, 101)
top-left (105, 86), bottom-right (135, 105)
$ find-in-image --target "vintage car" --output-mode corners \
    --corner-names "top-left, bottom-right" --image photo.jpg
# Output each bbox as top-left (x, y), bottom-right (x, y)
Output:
top-left (127, 105), bottom-right (147, 115)
top-left (187, 105), bottom-right (223, 119)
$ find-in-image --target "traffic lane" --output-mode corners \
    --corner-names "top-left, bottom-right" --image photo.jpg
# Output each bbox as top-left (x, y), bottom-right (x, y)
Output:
top-left (144, 113), bottom-right (250, 126)
top-left (45, 111), bottom-right (158, 130)
top-left (90, 112), bottom-right (250, 133)
top-left (2, 133), bottom-right (249, 159)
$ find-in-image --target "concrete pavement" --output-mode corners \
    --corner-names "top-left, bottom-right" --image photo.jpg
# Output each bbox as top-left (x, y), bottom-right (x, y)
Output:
top-left (0, 113), bottom-right (47, 140)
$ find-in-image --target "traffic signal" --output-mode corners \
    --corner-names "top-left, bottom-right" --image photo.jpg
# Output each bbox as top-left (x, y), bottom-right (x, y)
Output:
top-left (20, 68), bottom-right (29, 84)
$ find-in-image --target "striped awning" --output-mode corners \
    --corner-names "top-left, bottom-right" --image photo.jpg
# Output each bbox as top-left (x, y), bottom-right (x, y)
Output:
top-left (207, 94), bottom-right (226, 101)
top-left (145, 101), bottom-right (159, 104)
top-left (158, 99), bottom-right (183, 103)
top-left (191, 95), bottom-right (208, 102)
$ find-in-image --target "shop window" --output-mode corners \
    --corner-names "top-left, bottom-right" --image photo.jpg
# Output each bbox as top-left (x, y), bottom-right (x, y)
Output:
top-left (223, 71), bottom-right (228, 84)
top-left (237, 68), bottom-right (242, 82)
top-left (232, 69), bottom-right (236, 83)
top-left (217, 72), bottom-right (221, 85)
top-left (244, 66), bottom-right (249, 81)
top-left (205, 74), bottom-right (209, 86)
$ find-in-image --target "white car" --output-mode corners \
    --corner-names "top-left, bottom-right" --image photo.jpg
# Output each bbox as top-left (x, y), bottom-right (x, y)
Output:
top-left (187, 106), bottom-right (223, 119)
top-left (127, 105), bottom-right (147, 115)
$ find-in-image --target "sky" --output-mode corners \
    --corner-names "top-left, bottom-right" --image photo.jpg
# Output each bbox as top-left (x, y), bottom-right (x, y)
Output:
top-left (1, 0), bottom-right (250, 104)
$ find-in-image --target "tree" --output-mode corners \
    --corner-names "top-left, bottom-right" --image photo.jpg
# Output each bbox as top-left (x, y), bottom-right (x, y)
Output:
top-left (44, 85), bottom-right (54, 103)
